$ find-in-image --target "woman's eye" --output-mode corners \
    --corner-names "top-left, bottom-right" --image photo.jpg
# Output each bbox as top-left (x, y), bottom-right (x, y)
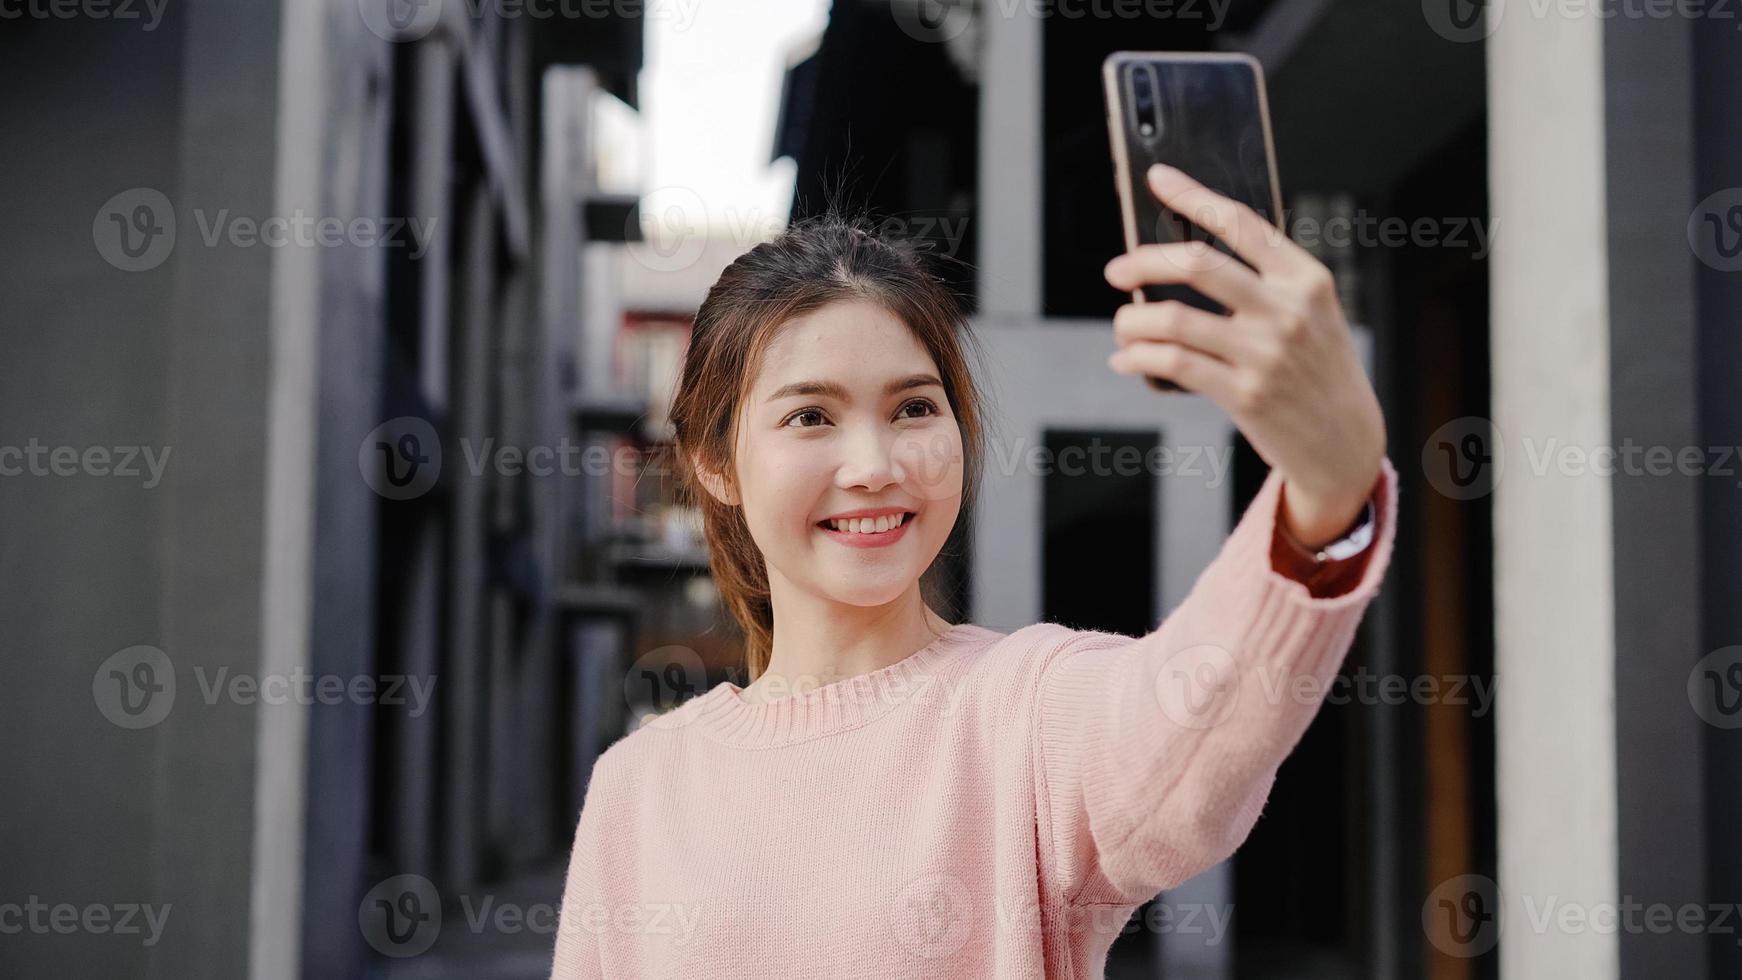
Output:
top-left (783, 399), bottom-right (938, 429)
top-left (899, 398), bottom-right (940, 420)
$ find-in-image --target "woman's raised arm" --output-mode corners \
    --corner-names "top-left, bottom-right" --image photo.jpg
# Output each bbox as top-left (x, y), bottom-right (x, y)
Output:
top-left (1031, 455), bottom-right (1397, 907)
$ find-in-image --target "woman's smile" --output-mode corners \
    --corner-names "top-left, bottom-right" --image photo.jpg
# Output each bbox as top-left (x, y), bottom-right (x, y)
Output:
top-left (815, 509), bottom-right (916, 548)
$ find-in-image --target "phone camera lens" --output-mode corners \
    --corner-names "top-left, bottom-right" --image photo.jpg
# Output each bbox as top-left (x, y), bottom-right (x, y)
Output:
top-left (1128, 65), bottom-right (1162, 141)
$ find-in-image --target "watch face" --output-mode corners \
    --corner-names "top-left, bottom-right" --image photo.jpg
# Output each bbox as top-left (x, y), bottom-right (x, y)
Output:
top-left (1319, 501), bottom-right (1377, 561)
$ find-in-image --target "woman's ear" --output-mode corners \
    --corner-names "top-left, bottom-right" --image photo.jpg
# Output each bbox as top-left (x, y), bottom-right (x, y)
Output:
top-left (688, 449), bottom-right (741, 507)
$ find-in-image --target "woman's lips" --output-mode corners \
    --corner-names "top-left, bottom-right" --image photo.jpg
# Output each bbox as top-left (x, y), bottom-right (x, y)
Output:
top-left (816, 512), bottom-right (913, 549)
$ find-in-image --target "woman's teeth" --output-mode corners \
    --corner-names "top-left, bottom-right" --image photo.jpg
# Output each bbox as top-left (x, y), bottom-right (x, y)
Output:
top-left (823, 513), bottom-right (910, 534)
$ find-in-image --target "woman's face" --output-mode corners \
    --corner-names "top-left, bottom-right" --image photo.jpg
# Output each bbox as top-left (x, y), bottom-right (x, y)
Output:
top-left (722, 299), bottom-right (964, 609)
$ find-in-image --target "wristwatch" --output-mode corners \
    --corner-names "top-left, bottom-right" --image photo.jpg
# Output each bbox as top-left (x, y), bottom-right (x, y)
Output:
top-left (1279, 498), bottom-right (1378, 564)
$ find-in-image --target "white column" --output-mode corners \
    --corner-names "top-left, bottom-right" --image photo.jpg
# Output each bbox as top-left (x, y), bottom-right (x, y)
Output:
top-left (1488, 6), bottom-right (1619, 978)
top-left (975, 4), bottom-right (1041, 317)
top-left (247, 0), bottom-right (328, 975)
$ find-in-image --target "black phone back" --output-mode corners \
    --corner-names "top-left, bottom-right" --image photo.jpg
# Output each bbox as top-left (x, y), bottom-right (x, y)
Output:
top-left (1103, 53), bottom-right (1282, 314)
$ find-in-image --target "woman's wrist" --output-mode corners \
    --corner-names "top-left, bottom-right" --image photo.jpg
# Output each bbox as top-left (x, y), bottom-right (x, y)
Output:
top-left (1277, 464), bottom-right (1381, 551)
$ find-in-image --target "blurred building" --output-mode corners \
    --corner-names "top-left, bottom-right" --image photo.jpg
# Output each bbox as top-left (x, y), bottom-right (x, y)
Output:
top-left (3, 0), bottom-right (1740, 979)
top-left (2, 1), bottom-right (646, 977)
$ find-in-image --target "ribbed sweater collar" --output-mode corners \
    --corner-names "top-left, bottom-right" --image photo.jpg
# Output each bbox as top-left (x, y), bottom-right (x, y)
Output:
top-left (689, 622), bottom-right (996, 748)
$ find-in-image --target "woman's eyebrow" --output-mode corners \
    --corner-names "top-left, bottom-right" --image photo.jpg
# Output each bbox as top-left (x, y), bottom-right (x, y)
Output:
top-left (764, 373), bottom-right (943, 403)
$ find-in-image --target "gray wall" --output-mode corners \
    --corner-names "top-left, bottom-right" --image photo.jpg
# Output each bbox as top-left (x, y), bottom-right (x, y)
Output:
top-left (1605, 10), bottom-right (1706, 979)
top-left (1694, 12), bottom-right (1742, 980)
top-left (0, 2), bottom-right (288, 977)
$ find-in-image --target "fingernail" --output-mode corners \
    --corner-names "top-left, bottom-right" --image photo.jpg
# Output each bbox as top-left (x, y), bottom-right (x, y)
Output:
top-left (1148, 163), bottom-right (1175, 182)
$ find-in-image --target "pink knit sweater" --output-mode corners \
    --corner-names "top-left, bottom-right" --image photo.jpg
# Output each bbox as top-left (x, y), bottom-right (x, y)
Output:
top-left (549, 456), bottom-right (1398, 979)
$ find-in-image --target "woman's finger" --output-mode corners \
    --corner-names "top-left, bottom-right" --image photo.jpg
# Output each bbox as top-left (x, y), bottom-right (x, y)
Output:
top-left (1145, 164), bottom-right (1316, 278)
top-left (1112, 300), bottom-right (1252, 366)
top-left (1105, 240), bottom-right (1272, 313)
top-left (1108, 339), bottom-right (1241, 405)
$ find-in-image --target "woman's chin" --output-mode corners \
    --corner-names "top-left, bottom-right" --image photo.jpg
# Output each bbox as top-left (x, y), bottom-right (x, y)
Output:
top-left (818, 572), bottom-right (915, 609)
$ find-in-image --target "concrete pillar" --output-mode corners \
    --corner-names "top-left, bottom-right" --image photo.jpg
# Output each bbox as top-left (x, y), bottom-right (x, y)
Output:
top-left (1488, 7), bottom-right (1619, 977)
top-left (976, 4), bottom-right (1041, 317)
top-left (0, 0), bottom-right (325, 976)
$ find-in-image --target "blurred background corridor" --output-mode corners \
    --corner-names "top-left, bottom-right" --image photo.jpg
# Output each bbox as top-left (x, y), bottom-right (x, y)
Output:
top-left (2, 0), bottom-right (1739, 977)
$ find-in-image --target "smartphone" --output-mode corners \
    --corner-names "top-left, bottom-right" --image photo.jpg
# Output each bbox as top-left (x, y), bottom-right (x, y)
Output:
top-left (1102, 51), bottom-right (1285, 392)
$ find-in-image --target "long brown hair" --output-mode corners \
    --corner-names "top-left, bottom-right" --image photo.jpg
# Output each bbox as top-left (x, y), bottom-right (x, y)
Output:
top-left (667, 212), bottom-right (991, 681)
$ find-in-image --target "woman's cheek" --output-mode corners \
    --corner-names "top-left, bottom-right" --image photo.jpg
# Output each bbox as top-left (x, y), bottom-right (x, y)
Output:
top-left (773, 447), bottom-right (836, 537)
top-left (895, 424), bottom-right (963, 505)
top-left (741, 446), bottom-right (811, 548)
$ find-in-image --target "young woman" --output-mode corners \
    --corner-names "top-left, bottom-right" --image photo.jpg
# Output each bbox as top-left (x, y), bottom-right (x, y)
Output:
top-left (549, 164), bottom-right (1396, 979)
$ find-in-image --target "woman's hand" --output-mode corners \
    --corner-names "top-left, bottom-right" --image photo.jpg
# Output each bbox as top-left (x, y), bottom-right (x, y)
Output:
top-left (1103, 164), bottom-right (1386, 550)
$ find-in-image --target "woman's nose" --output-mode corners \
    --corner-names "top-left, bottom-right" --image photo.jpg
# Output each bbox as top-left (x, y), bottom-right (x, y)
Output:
top-left (835, 426), bottom-right (903, 491)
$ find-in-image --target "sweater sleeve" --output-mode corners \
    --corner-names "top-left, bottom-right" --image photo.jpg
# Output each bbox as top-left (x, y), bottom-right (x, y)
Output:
top-left (1032, 455), bottom-right (1398, 908)
top-left (549, 760), bottom-right (611, 980)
